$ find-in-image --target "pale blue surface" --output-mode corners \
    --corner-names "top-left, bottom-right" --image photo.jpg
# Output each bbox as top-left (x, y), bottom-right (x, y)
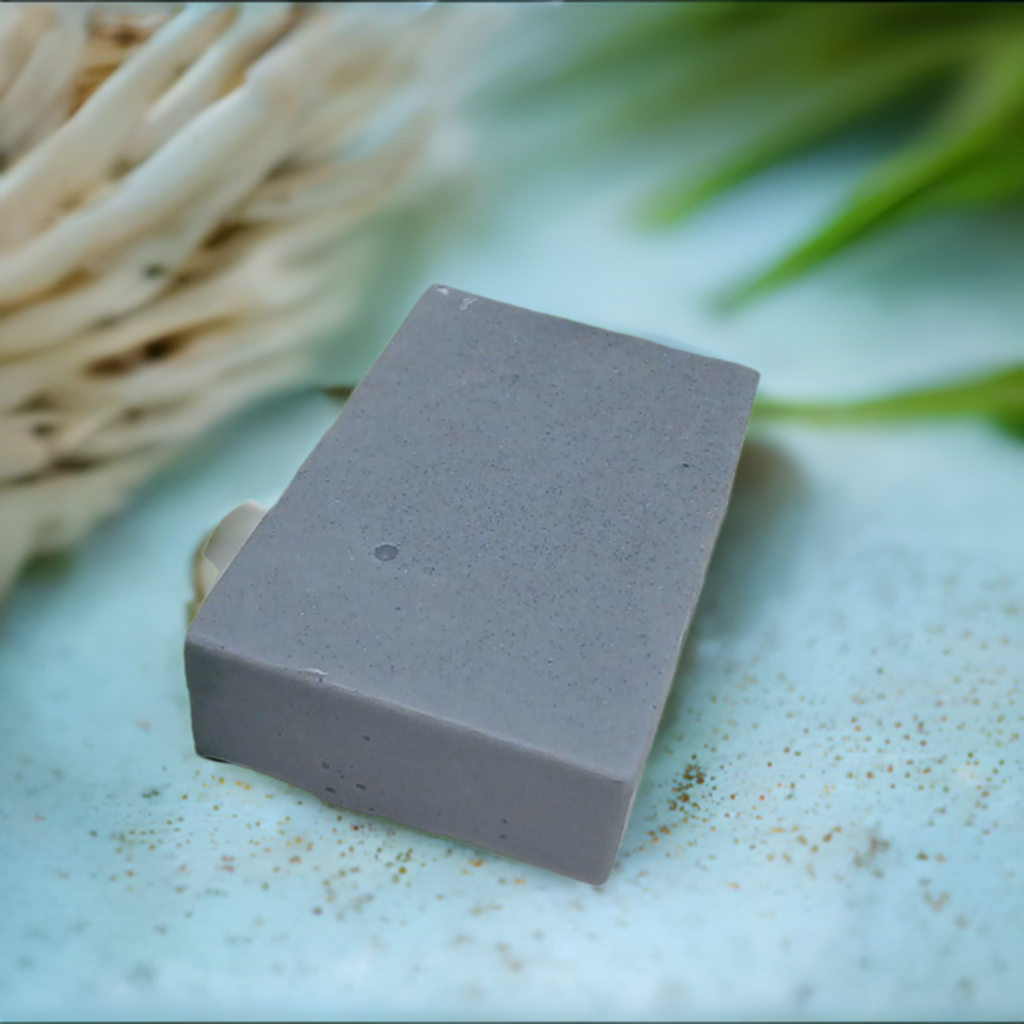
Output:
top-left (2, 117), bottom-right (1023, 1021)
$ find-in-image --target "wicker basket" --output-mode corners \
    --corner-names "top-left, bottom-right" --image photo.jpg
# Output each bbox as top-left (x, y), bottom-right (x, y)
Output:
top-left (0, 2), bottom-right (481, 596)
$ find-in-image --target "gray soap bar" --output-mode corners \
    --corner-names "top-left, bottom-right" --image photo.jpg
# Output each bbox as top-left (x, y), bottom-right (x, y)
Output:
top-left (185, 286), bottom-right (758, 884)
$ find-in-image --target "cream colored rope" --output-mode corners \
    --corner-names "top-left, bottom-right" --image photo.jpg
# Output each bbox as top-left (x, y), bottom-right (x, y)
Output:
top-left (0, 2), bottom-right (488, 597)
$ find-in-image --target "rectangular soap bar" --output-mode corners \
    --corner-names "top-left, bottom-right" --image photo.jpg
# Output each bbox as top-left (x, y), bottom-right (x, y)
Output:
top-left (185, 285), bottom-right (758, 884)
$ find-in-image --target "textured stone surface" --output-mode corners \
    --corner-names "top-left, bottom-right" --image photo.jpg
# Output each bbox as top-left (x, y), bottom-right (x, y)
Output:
top-left (185, 285), bottom-right (758, 883)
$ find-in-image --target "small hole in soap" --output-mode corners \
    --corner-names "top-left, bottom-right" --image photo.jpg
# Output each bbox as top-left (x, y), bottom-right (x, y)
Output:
top-left (501, 818), bottom-right (508, 824)
top-left (355, 783), bottom-right (367, 791)
top-left (321, 760), bottom-right (330, 769)
top-left (500, 834), bottom-right (508, 841)
top-left (362, 735), bottom-right (370, 742)
top-left (374, 544), bottom-right (398, 562)
top-left (325, 787), bottom-right (336, 795)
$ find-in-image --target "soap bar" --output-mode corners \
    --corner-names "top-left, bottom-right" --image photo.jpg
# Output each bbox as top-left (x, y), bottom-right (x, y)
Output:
top-left (185, 286), bottom-right (758, 884)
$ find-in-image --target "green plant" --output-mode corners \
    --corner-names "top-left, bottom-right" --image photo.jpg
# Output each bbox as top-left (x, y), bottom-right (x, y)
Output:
top-left (752, 364), bottom-right (1024, 440)
top-left (528, 2), bottom-right (1024, 308)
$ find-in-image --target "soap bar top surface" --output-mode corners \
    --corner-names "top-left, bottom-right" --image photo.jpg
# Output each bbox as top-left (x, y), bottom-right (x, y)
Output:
top-left (191, 286), bottom-right (758, 782)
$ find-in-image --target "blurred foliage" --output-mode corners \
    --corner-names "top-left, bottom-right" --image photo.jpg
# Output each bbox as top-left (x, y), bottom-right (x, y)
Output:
top-left (752, 364), bottom-right (1024, 440)
top-left (523, 2), bottom-right (1024, 309)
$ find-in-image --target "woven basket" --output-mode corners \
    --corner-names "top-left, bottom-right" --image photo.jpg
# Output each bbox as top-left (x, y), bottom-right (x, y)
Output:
top-left (0, 2), bottom-right (480, 597)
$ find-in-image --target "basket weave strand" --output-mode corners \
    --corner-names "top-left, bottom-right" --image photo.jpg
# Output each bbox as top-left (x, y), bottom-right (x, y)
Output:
top-left (0, 2), bottom-right (477, 596)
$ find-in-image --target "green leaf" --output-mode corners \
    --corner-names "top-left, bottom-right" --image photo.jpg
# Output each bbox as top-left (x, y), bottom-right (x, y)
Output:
top-left (753, 365), bottom-right (1024, 439)
top-left (515, 2), bottom-right (1024, 304)
top-left (715, 31), bottom-right (1024, 309)
top-left (640, 26), bottom-right (980, 229)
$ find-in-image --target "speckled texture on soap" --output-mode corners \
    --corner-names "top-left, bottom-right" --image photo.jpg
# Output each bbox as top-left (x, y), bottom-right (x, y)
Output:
top-left (186, 285), bottom-right (758, 883)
